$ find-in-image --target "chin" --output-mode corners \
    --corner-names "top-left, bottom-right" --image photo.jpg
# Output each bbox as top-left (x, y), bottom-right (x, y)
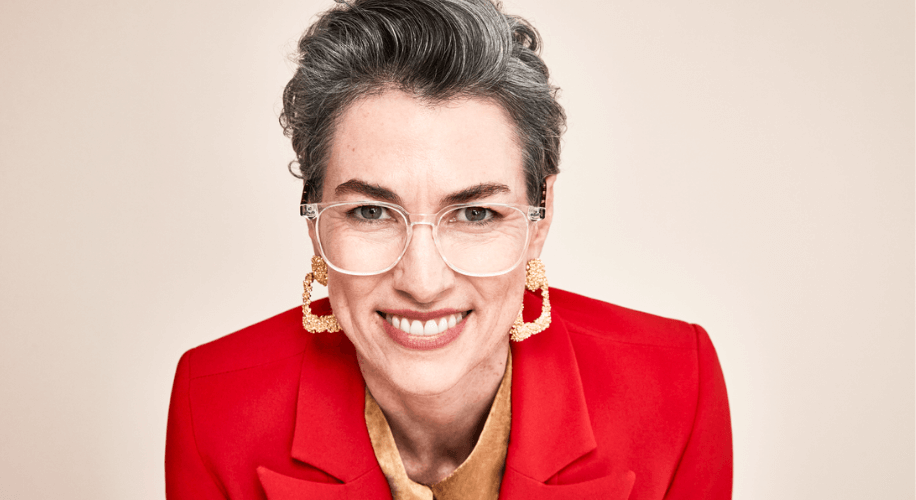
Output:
top-left (384, 353), bottom-right (475, 396)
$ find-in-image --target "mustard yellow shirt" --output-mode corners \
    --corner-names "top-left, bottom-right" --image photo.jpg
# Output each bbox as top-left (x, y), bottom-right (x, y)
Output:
top-left (364, 354), bottom-right (512, 500)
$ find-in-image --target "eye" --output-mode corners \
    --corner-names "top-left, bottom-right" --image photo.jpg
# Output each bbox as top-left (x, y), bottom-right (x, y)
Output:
top-left (355, 205), bottom-right (390, 220)
top-left (457, 206), bottom-right (492, 222)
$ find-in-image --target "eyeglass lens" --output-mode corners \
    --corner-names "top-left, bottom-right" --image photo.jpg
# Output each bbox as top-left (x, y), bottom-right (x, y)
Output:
top-left (316, 203), bottom-right (530, 276)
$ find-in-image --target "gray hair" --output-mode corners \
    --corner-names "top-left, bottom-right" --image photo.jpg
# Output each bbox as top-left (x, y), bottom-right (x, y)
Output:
top-left (281, 0), bottom-right (566, 205)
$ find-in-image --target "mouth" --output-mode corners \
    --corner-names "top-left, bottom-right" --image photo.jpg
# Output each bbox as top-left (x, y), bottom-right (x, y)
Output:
top-left (380, 311), bottom-right (469, 336)
top-left (376, 309), bottom-right (472, 350)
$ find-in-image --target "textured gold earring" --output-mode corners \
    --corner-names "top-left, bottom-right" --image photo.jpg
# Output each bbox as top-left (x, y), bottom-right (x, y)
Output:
top-left (302, 255), bottom-right (341, 333)
top-left (509, 259), bottom-right (551, 342)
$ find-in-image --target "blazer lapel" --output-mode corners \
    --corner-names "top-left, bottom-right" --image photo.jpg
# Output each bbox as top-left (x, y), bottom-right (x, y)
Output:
top-left (500, 468), bottom-right (635, 499)
top-left (288, 299), bottom-right (379, 482)
top-left (504, 290), bottom-right (598, 482)
top-left (257, 465), bottom-right (390, 500)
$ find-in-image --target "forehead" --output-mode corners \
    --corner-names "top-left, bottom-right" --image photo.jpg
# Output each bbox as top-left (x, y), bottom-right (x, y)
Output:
top-left (325, 90), bottom-right (526, 205)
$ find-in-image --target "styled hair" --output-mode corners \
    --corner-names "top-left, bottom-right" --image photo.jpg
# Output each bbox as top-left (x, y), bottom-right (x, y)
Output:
top-left (281, 0), bottom-right (566, 204)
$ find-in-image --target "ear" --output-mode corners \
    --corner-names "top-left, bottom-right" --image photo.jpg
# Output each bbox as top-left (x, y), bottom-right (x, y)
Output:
top-left (525, 174), bottom-right (557, 261)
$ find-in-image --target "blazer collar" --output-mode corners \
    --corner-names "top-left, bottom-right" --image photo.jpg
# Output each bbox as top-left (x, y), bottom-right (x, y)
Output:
top-left (289, 293), bottom-right (598, 484)
top-left (290, 299), bottom-right (378, 482)
top-left (507, 289), bottom-right (597, 481)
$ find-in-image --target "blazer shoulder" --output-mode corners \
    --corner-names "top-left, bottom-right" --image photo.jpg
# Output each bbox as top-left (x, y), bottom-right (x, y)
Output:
top-left (181, 301), bottom-right (325, 379)
top-left (551, 288), bottom-right (698, 349)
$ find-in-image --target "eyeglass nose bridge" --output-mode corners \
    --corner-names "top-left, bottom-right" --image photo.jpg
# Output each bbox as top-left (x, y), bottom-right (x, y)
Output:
top-left (404, 212), bottom-right (439, 226)
top-left (399, 213), bottom-right (445, 260)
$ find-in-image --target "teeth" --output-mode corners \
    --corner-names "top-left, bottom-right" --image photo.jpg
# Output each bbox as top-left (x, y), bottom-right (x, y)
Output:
top-left (384, 312), bottom-right (469, 336)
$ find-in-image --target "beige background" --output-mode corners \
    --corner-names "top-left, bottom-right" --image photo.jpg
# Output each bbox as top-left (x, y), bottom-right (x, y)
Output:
top-left (1, 0), bottom-right (912, 498)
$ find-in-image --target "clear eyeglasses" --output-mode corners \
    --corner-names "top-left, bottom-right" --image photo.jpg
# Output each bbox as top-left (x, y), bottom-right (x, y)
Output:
top-left (301, 201), bottom-right (545, 277)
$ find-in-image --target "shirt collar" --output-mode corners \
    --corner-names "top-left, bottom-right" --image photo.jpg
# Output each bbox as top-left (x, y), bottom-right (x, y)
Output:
top-left (364, 352), bottom-right (513, 500)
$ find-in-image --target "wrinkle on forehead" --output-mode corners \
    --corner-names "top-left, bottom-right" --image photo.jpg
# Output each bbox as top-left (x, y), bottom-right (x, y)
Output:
top-left (325, 90), bottom-right (526, 210)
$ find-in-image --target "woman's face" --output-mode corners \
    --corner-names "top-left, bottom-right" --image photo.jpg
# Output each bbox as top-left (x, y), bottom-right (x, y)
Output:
top-left (311, 90), bottom-right (553, 396)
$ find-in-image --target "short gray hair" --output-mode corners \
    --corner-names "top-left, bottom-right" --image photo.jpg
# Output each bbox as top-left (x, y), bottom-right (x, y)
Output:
top-left (281, 0), bottom-right (566, 204)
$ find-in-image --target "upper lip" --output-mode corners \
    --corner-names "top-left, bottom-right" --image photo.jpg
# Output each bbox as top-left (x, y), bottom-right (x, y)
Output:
top-left (379, 308), bottom-right (469, 321)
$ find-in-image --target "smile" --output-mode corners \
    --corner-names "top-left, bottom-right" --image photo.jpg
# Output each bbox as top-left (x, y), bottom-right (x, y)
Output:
top-left (384, 312), bottom-right (468, 336)
top-left (377, 309), bottom-right (472, 350)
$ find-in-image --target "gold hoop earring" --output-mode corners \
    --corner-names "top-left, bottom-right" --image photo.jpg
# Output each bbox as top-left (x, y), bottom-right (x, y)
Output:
top-left (302, 255), bottom-right (341, 333)
top-left (509, 259), bottom-right (551, 342)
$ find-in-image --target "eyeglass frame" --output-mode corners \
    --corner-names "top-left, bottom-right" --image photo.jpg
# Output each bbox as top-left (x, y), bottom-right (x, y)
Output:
top-left (298, 178), bottom-right (548, 278)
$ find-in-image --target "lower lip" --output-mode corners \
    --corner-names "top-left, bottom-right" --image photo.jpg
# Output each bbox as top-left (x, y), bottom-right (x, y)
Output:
top-left (381, 314), bottom-right (468, 350)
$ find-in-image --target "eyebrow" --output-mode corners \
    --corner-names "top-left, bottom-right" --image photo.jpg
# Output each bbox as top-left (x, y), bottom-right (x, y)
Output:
top-left (333, 179), bottom-right (511, 207)
top-left (441, 183), bottom-right (511, 206)
top-left (334, 179), bottom-right (402, 204)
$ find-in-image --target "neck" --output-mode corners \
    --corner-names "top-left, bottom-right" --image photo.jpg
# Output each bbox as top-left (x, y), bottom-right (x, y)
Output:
top-left (359, 343), bottom-right (509, 485)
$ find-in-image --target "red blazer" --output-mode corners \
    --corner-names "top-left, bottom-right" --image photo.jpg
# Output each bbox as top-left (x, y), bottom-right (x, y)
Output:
top-left (166, 288), bottom-right (732, 499)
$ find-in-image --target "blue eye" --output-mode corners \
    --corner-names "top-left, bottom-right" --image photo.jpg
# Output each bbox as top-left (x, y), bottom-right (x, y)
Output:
top-left (456, 207), bottom-right (499, 223)
top-left (355, 205), bottom-right (389, 220)
top-left (458, 207), bottom-right (492, 222)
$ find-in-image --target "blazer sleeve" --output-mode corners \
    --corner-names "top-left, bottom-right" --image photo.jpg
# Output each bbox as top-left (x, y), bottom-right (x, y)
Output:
top-left (165, 351), bottom-right (227, 499)
top-left (664, 325), bottom-right (733, 499)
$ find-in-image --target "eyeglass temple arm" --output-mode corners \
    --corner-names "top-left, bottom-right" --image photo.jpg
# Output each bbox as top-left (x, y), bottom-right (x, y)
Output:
top-left (300, 182), bottom-right (312, 217)
top-left (299, 178), bottom-right (548, 219)
top-left (534, 177), bottom-right (547, 220)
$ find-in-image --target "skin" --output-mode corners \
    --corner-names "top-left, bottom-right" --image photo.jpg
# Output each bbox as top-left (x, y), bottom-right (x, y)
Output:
top-left (310, 90), bottom-right (556, 484)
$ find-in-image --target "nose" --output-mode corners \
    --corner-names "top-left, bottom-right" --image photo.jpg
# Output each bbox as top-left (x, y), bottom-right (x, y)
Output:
top-left (391, 223), bottom-right (455, 304)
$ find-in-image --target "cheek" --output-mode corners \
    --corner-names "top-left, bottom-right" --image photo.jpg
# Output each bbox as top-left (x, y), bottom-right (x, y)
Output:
top-left (326, 273), bottom-right (382, 330)
top-left (485, 268), bottom-right (527, 326)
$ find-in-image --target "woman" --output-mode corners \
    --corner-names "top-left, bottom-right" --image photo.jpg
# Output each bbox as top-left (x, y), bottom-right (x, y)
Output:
top-left (165, 0), bottom-right (732, 498)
